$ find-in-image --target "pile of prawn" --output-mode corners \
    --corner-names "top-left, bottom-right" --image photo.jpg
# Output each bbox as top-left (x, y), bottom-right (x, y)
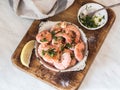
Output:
top-left (36, 21), bottom-right (85, 70)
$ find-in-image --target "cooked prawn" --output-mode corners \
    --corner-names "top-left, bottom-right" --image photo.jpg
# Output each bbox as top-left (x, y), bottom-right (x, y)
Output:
top-left (43, 52), bottom-right (60, 64)
top-left (65, 24), bottom-right (81, 43)
top-left (69, 58), bottom-right (77, 67)
top-left (56, 33), bottom-right (72, 44)
top-left (54, 52), bottom-right (71, 70)
top-left (51, 37), bottom-right (63, 47)
top-left (66, 31), bottom-right (75, 38)
top-left (50, 23), bottom-right (62, 33)
top-left (64, 49), bottom-right (77, 67)
top-left (50, 21), bottom-right (67, 33)
top-left (38, 44), bottom-right (60, 64)
top-left (74, 42), bottom-right (85, 61)
top-left (36, 30), bottom-right (52, 44)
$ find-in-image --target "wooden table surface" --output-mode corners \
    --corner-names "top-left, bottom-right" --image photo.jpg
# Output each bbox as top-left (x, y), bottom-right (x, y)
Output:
top-left (0, 0), bottom-right (120, 90)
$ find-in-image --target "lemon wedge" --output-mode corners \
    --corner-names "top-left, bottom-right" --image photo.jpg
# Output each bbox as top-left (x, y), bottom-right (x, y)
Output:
top-left (20, 40), bottom-right (35, 67)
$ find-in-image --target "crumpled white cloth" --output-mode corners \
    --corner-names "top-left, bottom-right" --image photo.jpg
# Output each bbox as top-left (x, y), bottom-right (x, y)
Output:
top-left (9, 0), bottom-right (75, 19)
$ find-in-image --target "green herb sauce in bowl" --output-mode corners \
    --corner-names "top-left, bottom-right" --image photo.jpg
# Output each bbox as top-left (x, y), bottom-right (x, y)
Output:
top-left (77, 3), bottom-right (108, 30)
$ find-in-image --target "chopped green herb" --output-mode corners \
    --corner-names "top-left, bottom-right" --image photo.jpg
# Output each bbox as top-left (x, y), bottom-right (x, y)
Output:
top-left (42, 50), bottom-right (46, 56)
top-left (99, 18), bottom-right (102, 22)
top-left (51, 31), bottom-right (55, 37)
top-left (53, 36), bottom-right (63, 42)
top-left (40, 38), bottom-right (48, 42)
top-left (86, 5), bottom-right (92, 10)
top-left (47, 48), bottom-right (56, 57)
top-left (65, 43), bottom-right (72, 49)
top-left (79, 15), bottom-right (99, 28)
top-left (94, 15), bottom-right (98, 18)
top-left (57, 23), bottom-right (61, 26)
top-left (71, 38), bottom-right (75, 44)
top-left (60, 45), bottom-right (65, 51)
top-left (53, 36), bottom-right (57, 41)
top-left (102, 15), bottom-right (105, 19)
top-left (58, 36), bottom-right (63, 40)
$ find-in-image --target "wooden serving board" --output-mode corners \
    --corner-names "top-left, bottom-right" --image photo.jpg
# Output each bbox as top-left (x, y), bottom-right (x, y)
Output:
top-left (11, 0), bottom-right (116, 90)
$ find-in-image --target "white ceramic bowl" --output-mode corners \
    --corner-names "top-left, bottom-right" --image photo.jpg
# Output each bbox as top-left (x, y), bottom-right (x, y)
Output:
top-left (77, 3), bottom-right (108, 30)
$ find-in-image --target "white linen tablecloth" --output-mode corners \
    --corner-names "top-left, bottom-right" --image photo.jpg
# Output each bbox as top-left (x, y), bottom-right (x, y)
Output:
top-left (0, 0), bottom-right (120, 90)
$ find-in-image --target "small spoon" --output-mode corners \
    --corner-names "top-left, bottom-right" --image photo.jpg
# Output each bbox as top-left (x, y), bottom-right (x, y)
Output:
top-left (87, 3), bottom-right (120, 17)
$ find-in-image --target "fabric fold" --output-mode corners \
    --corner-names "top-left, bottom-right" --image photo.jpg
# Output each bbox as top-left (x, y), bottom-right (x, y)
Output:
top-left (9, 0), bottom-right (75, 19)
